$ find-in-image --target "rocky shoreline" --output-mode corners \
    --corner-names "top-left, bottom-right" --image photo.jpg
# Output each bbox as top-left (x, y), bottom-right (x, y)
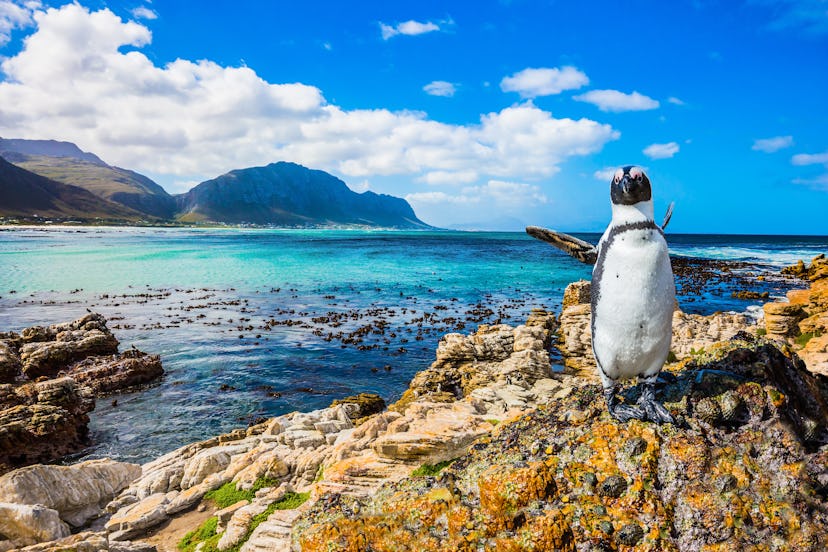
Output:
top-left (1, 255), bottom-right (827, 551)
top-left (0, 313), bottom-right (163, 474)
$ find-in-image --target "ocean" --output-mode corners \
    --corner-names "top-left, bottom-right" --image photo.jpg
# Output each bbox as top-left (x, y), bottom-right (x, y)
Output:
top-left (0, 227), bottom-right (826, 463)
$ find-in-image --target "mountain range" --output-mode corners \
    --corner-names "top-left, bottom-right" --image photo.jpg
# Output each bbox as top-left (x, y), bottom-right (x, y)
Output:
top-left (0, 138), bottom-right (429, 228)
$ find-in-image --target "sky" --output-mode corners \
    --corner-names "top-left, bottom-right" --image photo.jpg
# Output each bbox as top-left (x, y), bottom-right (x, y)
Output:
top-left (0, 0), bottom-right (826, 234)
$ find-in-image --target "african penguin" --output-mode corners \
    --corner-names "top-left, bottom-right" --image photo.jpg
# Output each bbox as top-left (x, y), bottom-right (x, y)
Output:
top-left (526, 166), bottom-right (676, 424)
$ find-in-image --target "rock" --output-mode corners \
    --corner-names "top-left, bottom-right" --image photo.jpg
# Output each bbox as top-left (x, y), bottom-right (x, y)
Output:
top-left (215, 500), bottom-right (249, 534)
top-left (783, 253), bottom-right (828, 282)
top-left (0, 459), bottom-right (141, 527)
top-left (0, 341), bottom-right (21, 383)
top-left (19, 313), bottom-right (120, 380)
top-left (293, 335), bottom-right (828, 551)
top-left (764, 301), bottom-right (808, 337)
top-left (0, 313), bottom-right (162, 473)
top-left (558, 303), bottom-right (593, 376)
top-left (106, 492), bottom-right (171, 541)
top-left (392, 322), bottom-right (554, 412)
top-left (67, 350), bottom-right (163, 395)
top-left (217, 484), bottom-right (290, 551)
top-left (0, 377), bottom-right (94, 474)
top-left (329, 393), bottom-right (386, 425)
top-left (562, 279), bottom-right (590, 309)
top-left (0, 502), bottom-right (70, 548)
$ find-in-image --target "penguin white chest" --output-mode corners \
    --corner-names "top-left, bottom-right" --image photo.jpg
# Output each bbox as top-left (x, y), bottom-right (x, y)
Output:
top-left (591, 228), bottom-right (675, 382)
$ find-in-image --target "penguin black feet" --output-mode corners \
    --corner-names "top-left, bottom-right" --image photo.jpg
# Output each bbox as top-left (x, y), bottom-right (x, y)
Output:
top-left (603, 386), bottom-right (644, 423)
top-left (637, 382), bottom-right (675, 424)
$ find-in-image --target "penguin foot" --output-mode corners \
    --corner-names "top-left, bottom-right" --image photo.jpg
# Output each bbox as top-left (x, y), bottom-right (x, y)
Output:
top-left (637, 383), bottom-right (675, 424)
top-left (604, 387), bottom-right (645, 423)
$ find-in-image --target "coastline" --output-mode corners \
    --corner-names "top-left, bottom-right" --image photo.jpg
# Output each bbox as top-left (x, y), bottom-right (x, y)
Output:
top-left (1, 255), bottom-right (827, 550)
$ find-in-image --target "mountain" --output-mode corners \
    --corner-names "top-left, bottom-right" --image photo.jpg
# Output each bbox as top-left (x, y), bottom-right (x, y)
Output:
top-left (0, 156), bottom-right (144, 220)
top-left (0, 138), bottom-right (106, 165)
top-left (175, 161), bottom-right (430, 228)
top-left (0, 139), bottom-right (176, 219)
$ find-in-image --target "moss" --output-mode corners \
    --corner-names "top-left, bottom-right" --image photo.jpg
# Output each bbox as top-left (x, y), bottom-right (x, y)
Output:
top-left (795, 332), bottom-right (815, 348)
top-left (178, 492), bottom-right (310, 552)
top-left (204, 476), bottom-right (281, 508)
top-left (411, 459), bottom-right (456, 477)
top-left (486, 418), bottom-right (500, 426)
top-left (177, 516), bottom-right (219, 552)
top-left (667, 351), bottom-right (678, 363)
top-left (756, 328), bottom-right (767, 336)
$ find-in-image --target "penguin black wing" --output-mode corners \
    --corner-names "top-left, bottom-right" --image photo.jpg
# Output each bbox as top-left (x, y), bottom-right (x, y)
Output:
top-left (526, 226), bottom-right (598, 265)
top-left (661, 202), bottom-right (675, 231)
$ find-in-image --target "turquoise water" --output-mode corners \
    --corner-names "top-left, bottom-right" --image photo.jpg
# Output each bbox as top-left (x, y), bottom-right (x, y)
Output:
top-left (0, 227), bottom-right (826, 463)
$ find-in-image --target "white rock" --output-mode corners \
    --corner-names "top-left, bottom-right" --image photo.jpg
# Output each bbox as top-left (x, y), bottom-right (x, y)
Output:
top-left (0, 502), bottom-right (70, 548)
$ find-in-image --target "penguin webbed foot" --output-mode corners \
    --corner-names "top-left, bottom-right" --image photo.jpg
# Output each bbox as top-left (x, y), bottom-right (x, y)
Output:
top-left (637, 383), bottom-right (675, 425)
top-left (603, 387), bottom-right (645, 423)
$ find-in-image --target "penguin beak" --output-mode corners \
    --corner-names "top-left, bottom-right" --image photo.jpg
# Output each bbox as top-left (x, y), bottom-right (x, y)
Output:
top-left (619, 175), bottom-right (632, 197)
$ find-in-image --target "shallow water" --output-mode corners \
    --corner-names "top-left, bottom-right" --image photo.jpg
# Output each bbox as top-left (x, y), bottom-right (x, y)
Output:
top-left (0, 227), bottom-right (825, 463)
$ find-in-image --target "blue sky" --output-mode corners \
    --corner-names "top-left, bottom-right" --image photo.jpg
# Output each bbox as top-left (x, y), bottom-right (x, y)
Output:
top-left (0, 0), bottom-right (826, 233)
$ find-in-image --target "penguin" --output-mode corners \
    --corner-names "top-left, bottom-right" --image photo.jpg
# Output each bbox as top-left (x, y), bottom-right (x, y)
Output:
top-left (527, 166), bottom-right (675, 424)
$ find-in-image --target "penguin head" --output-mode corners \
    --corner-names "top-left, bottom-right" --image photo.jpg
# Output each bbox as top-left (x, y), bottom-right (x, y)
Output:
top-left (610, 166), bottom-right (651, 206)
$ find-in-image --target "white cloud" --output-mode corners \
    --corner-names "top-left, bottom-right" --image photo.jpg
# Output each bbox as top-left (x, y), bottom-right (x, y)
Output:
top-left (752, 135), bottom-right (793, 153)
top-left (0, 0), bottom-right (38, 46)
top-left (417, 170), bottom-right (478, 185)
top-left (643, 142), bottom-right (680, 159)
top-left (131, 6), bottom-right (157, 20)
top-left (753, 0), bottom-right (828, 35)
top-left (407, 180), bottom-right (547, 208)
top-left (0, 4), bottom-right (618, 198)
top-left (593, 167), bottom-right (618, 181)
top-left (574, 89), bottom-right (660, 112)
top-left (791, 151), bottom-right (828, 166)
top-left (500, 66), bottom-right (589, 98)
top-left (667, 96), bottom-right (685, 105)
top-left (380, 19), bottom-right (440, 40)
top-left (423, 80), bottom-right (456, 97)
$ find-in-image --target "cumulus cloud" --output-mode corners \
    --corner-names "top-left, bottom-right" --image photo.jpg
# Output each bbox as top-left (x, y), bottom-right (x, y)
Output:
top-left (667, 96), bottom-right (685, 105)
top-left (417, 170), bottom-right (478, 185)
top-left (500, 66), bottom-right (589, 98)
top-left (752, 135), bottom-right (794, 153)
top-left (407, 180), bottom-right (547, 208)
top-left (379, 19), bottom-right (440, 40)
top-left (593, 167), bottom-right (618, 181)
top-left (0, 4), bottom-right (618, 202)
top-left (573, 89), bottom-right (660, 112)
top-left (0, 0), bottom-right (38, 46)
top-left (131, 6), bottom-right (157, 20)
top-left (423, 80), bottom-right (456, 97)
top-left (643, 142), bottom-right (680, 159)
top-left (791, 151), bottom-right (828, 166)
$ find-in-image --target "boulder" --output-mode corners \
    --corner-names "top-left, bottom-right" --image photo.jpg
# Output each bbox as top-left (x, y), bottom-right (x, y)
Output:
top-left (0, 341), bottom-right (21, 383)
top-left (0, 377), bottom-right (94, 474)
top-left (764, 301), bottom-right (808, 337)
top-left (0, 502), bottom-right (70, 549)
top-left (0, 459), bottom-right (141, 527)
top-left (67, 350), bottom-right (163, 395)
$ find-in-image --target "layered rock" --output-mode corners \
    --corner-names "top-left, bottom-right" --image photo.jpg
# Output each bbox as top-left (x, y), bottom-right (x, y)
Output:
top-left (0, 377), bottom-right (94, 473)
top-left (0, 313), bottom-right (164, 474)
top-left (98, 317), bottom-right (569, 550)
top-left (293, 333), bottom-right (828, 551)
top-left (0, 460), bottom-right (141, 528)
top-left (768, 254), bottom-right (828, 375)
